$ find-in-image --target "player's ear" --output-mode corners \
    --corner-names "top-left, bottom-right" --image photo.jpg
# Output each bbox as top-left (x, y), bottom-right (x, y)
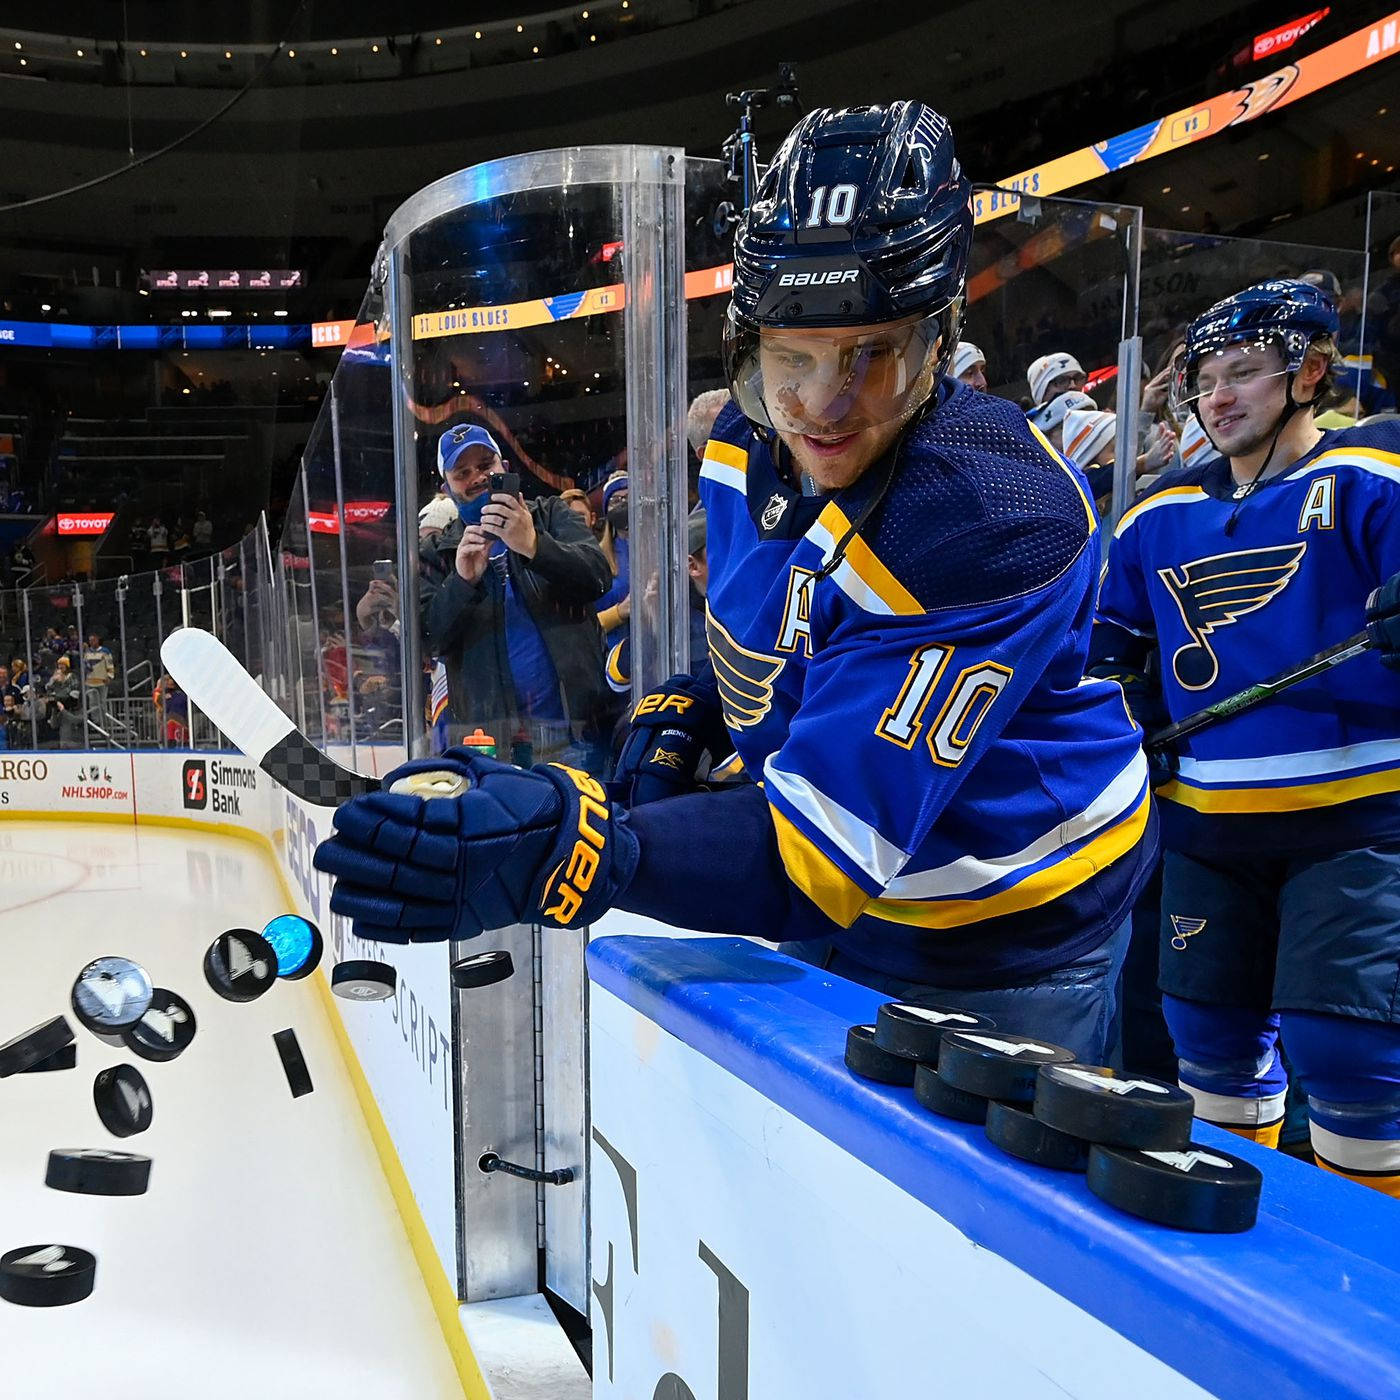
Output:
top-left (1295, 342), bottom-right (1333, 403)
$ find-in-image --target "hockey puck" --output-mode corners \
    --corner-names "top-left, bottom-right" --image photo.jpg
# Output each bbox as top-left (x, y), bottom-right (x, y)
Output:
top-left (1087, 1143), bottom-right (1263, 1232)
top-left (0, 1016), bottom-right (75, 1078)
top-left (0, 1245), bottom-right (96, 1307)
top-left (939, 1031), bottom-right (1076, 1104)
top-left (450, 950), bottom-right (515, 989)
top-left (70, 957), bottom-right (152, 1038)
top-left (273, 1028), bottom-right (313, 1098)
top-left (93, 1064), bottom-right (153, 1139)
top-left (45, 1148), bottom-right (151, 1197)
top-left (873, 1002), bottom-right (996, 1064)
top-left (120, 988), bottom-right (197, 1063)
top-left (21, 1043), bottom-right (77, 1074)
top-left (261, 915), bottom-right (323, 980)
top-left (1034, 1063), bottom-right (1194, 1151)
top-left (844, 1024), bottom-right (917, 1086)
top-left (331, 960), bottom-right (397, 1001)
top-left (985, 1100), bottom-right (1090, 1172)
top-left (203, 929), bottom-right (278, 1003)
top-left (913, 1062), bottom-right (991, 1124)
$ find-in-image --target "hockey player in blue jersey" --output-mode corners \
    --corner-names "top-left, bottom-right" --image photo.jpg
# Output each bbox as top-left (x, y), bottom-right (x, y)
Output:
top-left (1096, 278), bottom-right (1400, 1197)
top-left (313, 101), bottom-right (1157, 1061)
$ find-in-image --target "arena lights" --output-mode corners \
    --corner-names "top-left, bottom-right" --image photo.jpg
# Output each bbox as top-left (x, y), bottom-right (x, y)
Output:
top-left (330, 47), bottom-right (338, 55)
top-left (12, 41), bottom-right (20, 50)
top-left (475, 31), bottom-right (482, 39)
top-left (274, 309), bottom-right (288, 317)
top-left (75, 49), bottom-right (83, 57)
top-left (39, 303), bottom-right (51, 313)
top-left (179, 50), bottom-right (187, 58)
top-left (590, 34), bottom-right (597, 41)
top-left (1258, 151), bottom-right (1270, 160)
top-left (139, 49), bottom-right (147, 56)
top-left (18, 58), bottom-right (25, 66)
top-left (516, 24), bottom-right (524, 33)
top-left (435, 37), bottom-right (442, 45)
top-left (532, 45), bottom-right (540, 53)
top-left (287, 49), bottom-right (296, 58)
top-left (371, 43), bottom-right (379, 52)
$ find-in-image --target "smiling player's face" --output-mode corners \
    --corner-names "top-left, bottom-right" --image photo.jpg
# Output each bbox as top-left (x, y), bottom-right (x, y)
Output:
top-left (758, 315), bottom-right (938, 490)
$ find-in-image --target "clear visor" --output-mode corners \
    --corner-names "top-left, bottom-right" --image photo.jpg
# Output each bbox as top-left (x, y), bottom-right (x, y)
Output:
top-left (1171, 338), bottom-right (1289, 415)
top-left (724, 310), bottom-right (942, 438)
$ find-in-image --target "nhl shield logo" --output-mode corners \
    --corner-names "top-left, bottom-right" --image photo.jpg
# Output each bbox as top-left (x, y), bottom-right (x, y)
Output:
top-left (760, 492), bottom-right (789, 532)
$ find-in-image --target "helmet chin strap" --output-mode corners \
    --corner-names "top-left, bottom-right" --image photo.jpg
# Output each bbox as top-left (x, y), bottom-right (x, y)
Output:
top-left (1220, 374), bottom-right (1306, 537)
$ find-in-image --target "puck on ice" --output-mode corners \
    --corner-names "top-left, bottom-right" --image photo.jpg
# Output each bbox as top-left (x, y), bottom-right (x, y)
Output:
top-left (93, 1064), bottom-right (153, 1138)
top-left (45, 1149), bottom-right (151, 1197)
top-left (872, 1002), bottom-right (996, 1065)
top-left (939, 1031), bottom-right (1076, 1104)
top-left (70, 957), bottom-right (152, 1038)
top-left (985, 1100), bottom-right (1090, 1172)
top-left (121, 989), bottom-right (197, 1063)
top-left (21, 1043), bottom-right (77, 1074)
top-left (261, 915), bottom-right (324, 980)
top-left (331, 960), bottom-right (397, 1001)
top-left (0, 1016), bottom-right (75, 1078)
top-left (0, 1245), bottom-right (96, 1307)
top-left (913, 1062), bottom-right (992, 1124)
top-left (1034, 1063), bottom-right (1194, 1151)
top-left (844, 1025), bottom-right (917, 1087)
top-left (450, 950), bottom-right (515, 989)
top-left (273, 1028), bottom-right (313, 1098)
top-left (204, 929), bottom-right (278, 1003)
top-left (1087, 1142), bottom-right (1263, 1232)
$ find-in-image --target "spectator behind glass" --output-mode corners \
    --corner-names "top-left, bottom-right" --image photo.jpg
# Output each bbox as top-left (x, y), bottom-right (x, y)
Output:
top-left (686, 388), bottom-right (731, 504)
top-left (191, 511), bottom-right (214, 550)
top-left (951, 341), bottom-right (988, 392)
top-left (148, 517), bottom-right (169, 564)
top-left (83, 632), bottom-right (115, 725)
top-left (1028, 390), bottom-right (1096, 454)
top-left (46, 654), bottom-right (82, 749)
top-left (594, 471), bottom-right (631, 647)
top-left (1027, 351), bottom-right (1087, 407)
top-left (420, 422), bottom-right (613, 771)
top-left (155, 673), bottom-right (189, 746)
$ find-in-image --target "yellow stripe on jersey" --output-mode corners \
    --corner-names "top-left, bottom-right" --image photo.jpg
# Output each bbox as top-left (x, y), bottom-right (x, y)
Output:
top-left (709, 751), bottom-right (747, 781)
top-left (702, 439), bottom-right (749, 474)
top-left (1158, 765), bottom-right (1400, 813)
top-left (865, 789), bottom-right (1150, 929)
top-left (769, 803), bottom-right (873, 927)
top-left (605, 642), bottom-right (628, 688)
top-left (814, 502), bottom-right (922, 616)
top-left (1026, 420), bottom-right (1096, 531)
top-left (1113, 485), bottom-right (1210, 537)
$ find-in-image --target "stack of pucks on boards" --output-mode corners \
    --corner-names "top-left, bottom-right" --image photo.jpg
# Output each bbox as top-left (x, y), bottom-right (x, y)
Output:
top-left (1032, 1063), bottom-right (1263, 1231)
top-left (844, 1001), bottom-right (996, 1089)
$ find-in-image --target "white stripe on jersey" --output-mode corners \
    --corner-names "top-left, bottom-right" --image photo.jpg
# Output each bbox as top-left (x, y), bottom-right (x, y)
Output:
top-left (883, 750), bottom-right (1148, 900)
top-left (1176, 737), bottom-right (1400, 785)
top-left (804, 516), bottom-right (901, 617)
top-left (700, 460), bottom-right (747, 494)
top-left (762, 755), bottom-right (909, 887)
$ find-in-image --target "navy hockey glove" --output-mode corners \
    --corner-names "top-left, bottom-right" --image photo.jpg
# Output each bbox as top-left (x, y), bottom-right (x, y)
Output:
top-left (1366, 573), bottom-right (1400, 672)
top-left (312, 748), bottom-right (639, 943)
top-left (612, 673), bottom-right (733, 807)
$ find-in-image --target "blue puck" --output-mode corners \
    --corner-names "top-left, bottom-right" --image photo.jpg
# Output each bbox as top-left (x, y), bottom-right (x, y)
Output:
top-left (260, 915), bottom-right (324, 981)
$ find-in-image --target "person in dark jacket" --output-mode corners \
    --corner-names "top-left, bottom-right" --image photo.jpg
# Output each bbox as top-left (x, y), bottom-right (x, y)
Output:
top-left (421, 424), bottom-right (613, 771)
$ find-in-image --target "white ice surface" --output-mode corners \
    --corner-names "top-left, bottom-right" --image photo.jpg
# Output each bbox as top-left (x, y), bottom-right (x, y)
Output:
top-left (0, 821), bottom-right (463, 1399)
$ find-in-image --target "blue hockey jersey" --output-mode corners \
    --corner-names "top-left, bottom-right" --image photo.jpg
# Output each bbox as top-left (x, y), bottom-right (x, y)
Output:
top-left (1097, 418), bottom-right (1400, 856)
top-left (684, 383), bottom-right (1153, 982)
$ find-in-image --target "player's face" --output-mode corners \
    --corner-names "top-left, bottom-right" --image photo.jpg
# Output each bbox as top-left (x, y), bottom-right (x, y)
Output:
top-left (959, 362), bottom-right (988, 392)
top-left (758, 315), bottom-right (937, 489)
top-left (443, 447), bottom-right (498, 502)
top-left (1193, 343), bottom-right (1289, 456)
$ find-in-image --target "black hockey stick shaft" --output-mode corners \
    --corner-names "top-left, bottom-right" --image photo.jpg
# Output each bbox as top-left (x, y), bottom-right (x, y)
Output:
top-left (1145, 629), bottom-right (1371, 753)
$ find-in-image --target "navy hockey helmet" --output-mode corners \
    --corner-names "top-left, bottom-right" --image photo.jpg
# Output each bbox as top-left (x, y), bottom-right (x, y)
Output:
top-left (723, 101), bottom-right (973, 438)
top-left (1172, 278), bottom-right (1340, 421)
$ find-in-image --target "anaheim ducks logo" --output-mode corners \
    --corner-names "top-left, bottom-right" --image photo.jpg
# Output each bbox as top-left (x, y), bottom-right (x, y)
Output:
top-left (1158, 543), bottom-right (1305, 691)
top-left (1227, 67), bottom-right (1300, 128)
top-left (1169, 915), bottom-right (1208, 952)
top-left (706, 606), bottom-right (784, 730)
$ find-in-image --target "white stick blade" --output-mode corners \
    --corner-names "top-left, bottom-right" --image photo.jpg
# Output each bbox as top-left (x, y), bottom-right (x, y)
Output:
top-left (159, 627), bottom-right (294, 763)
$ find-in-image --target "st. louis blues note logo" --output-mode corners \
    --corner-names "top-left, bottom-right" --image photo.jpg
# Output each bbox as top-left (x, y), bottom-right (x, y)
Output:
top-left (706, 606), bottom-right (784, 729)
top-left (1158, 543), bottom-right (1305, 690)
top-left (1169, 915), bottom-right (1208, 951)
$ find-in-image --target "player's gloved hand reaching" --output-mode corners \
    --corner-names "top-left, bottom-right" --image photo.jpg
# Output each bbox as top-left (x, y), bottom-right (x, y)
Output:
top-left (1365, 573), bottom-right (1400, 672)
top-left (611, 672), bottom-right (734, 807)
top-left (312, 748), bottom-right (640, 943)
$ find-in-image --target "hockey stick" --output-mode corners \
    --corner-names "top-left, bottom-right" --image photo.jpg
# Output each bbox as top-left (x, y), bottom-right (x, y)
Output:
top-left (1144, 628), bottom-right (1371, 753)
top-left (160, 628), bottom-right (466, 806)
